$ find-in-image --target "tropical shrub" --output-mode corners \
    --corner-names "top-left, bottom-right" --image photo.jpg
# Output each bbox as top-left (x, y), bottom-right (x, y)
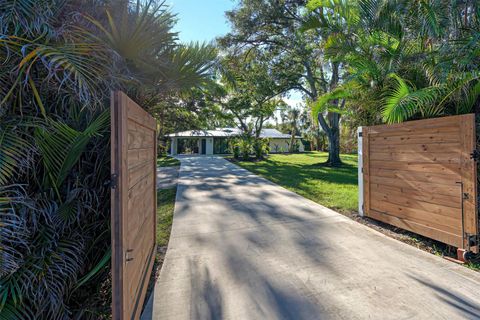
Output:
top-left (0, 0), bottom-right (217, 318)
top-left (305, 0), bottom-right (480, 125)
top-left (232, 144), bottom-right (241, 159)
top-left (239, 138), bottom-right (253, 160)
top-left (253, 139), bottom-right (269, 159)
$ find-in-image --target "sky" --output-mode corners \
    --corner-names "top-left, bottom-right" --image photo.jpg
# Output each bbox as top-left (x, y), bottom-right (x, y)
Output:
top-left (168, 0), bottom-right (236, 44)
top-left (168, 0), bottom-right (304, 114)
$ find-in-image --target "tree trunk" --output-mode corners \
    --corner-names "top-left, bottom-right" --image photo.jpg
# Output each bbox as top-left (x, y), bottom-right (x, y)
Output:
top-left (315, 136), bottom-right (321, 151)
top-left (289, 128), bottom-right (296, 153)
top-left (318, 112), bottom-right (342, 166)
top-left (326, 127), bottom-right (342, 166)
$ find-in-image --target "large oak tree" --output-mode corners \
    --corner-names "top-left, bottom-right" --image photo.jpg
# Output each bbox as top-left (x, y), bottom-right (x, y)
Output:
top-left (218, 0), bottom-right (345, 165)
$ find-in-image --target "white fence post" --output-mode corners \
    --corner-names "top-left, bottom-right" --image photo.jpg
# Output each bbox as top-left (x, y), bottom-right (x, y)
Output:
top-left (357, 127), bottom-right (364, 217)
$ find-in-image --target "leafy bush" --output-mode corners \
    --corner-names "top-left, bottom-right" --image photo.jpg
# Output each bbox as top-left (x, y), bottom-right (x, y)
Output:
top-left (158, 143), bottom-right (169, 157)
top-left (238, 137), bottom-right (252, 160)
top-left (293, 140), bottom-right (300, 152)
top-left (232, 145), bottom-right (241, 159)
top-left (240, 142), bottom-right (251, 160)
top-left (253, 139), bottom-right (268, 159)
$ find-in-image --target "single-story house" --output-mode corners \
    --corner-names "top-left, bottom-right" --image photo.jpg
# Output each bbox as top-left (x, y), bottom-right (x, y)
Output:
top-left (167, 128), bottom-right (304, 155)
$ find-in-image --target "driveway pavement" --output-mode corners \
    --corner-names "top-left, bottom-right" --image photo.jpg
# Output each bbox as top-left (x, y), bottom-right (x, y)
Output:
top-left (142, 156), bottom-right (480, 320)
top-left (157, 165), bottom-right (179, 189)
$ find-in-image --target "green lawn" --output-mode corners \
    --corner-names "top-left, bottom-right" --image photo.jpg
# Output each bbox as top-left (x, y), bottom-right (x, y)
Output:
top-left (234, 152), bottom-right (358, 213)
top-left (157, 156), bottom-right (180, 167)
top-left (144, 188), bottom-right (176, 310)
top-left (156, 188), bottom-right (176, 246)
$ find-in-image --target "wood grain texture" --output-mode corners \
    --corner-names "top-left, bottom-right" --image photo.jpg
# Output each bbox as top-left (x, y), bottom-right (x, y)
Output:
top-left (111, 91), bottom-right (157, 320)
top-left (363, 114), bottom-right (477, 252)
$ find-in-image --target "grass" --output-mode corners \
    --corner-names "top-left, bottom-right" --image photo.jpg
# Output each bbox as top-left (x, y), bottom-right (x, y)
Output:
top-left (157, 156), bottom-right (180, 167)
top-left (143, 187), bottom-right (177, 312)
top-left (156, 187), bottom-right (176, 246)
top-left (234, 152), bottom-right (358, 213)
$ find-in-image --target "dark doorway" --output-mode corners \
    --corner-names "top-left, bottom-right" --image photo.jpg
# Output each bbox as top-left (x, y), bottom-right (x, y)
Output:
top-left (177, 139), bottom-right (199, 154)
top-left (201, 139), bottom-right (206, 154)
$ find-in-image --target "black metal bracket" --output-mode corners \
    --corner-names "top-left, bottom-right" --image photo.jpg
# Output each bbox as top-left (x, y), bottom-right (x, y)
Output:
top-left (110, 174), bottom-right (118, 189)
top-left (470, 149), bottom-right (480, 161)
top-left (467, 234), bottom-right (479, 248)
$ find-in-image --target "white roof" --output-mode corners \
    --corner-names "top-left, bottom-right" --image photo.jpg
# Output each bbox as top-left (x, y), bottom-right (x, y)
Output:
top-left (167, 128), bottom-right (300, 139)
top-left (260, 128), bottom-right (294, 139)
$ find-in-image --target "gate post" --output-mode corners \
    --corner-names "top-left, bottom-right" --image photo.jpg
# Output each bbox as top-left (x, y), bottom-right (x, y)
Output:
top-left (357, 127), bottom-right (364, 217)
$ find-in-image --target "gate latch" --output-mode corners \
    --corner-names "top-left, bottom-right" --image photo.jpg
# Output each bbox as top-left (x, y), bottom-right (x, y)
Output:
top-left (470, 150), bottom-right (480, 161)
top-left (125, 249), bottom-right (134, 262)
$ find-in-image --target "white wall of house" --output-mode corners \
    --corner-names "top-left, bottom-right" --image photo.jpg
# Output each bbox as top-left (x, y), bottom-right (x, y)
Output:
top-left (199, 138), bottom-right (213, 155)
top-left (269, 138), bottom-right (304, 153)
top-left (206, 138), bottom-right (213, 155)
top-left (171, 137), bottom-right (177, 155)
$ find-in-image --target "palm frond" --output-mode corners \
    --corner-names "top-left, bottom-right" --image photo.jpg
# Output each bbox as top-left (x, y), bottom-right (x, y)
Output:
top-left (169, 42), bottom-right (218, 92)
top-left (311, 86), bottom-right (351, 122)
top-left (382, 73), bottom-right (445, 123)
top-left (34, 110), bottom-right (109, 193)
top-left (0, 0), bottom-right (65, 37)
top-left (0, 125), bottom-right (32, 184)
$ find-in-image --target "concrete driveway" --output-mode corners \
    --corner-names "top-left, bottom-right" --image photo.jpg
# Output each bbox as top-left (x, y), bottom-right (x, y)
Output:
top-left (142, 156), bottom-right (480, 320)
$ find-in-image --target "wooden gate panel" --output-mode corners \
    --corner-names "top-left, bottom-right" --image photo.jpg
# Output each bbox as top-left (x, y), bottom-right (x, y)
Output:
top-left (363, 114), bottom-right (477, 252)
top-left (111, 91), bottom-right (157, 320)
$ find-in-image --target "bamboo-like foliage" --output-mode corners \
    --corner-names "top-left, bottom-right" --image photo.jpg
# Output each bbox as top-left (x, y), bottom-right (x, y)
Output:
top-left (0, 0), bottom-right (218, 318)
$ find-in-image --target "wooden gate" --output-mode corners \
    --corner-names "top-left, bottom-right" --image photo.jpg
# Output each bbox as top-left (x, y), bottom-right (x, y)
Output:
top-left (111, 91), bottom-right (157, 319)
top-left (363, 114), bottom-right (478, 252)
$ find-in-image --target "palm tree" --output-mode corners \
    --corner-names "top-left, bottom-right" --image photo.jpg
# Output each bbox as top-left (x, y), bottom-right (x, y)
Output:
top-left (283, 107), bottom-right (301, 152)
top-left (305, 0), bottom-right (480, 124)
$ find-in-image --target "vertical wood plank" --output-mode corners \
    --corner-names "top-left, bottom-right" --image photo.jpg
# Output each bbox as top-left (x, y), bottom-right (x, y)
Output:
top-left (111, 91), bottom-right (127, 319)
top-left (120, 92), bottom-right (130, 317)
top-left (110, 91), bottom-right (118, 320)
top-left (363, 127), bottom-right (370, 217)
top-left (460, 114), bottom-right (478, 252)
top-left (153, 128), bottom-right (157, 250)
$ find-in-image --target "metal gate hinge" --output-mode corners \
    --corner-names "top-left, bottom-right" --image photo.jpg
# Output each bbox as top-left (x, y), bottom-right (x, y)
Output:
top-left (470, 150), bottom-right (480, 161)
top-left (110, 174), bottom-right (118, 189)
